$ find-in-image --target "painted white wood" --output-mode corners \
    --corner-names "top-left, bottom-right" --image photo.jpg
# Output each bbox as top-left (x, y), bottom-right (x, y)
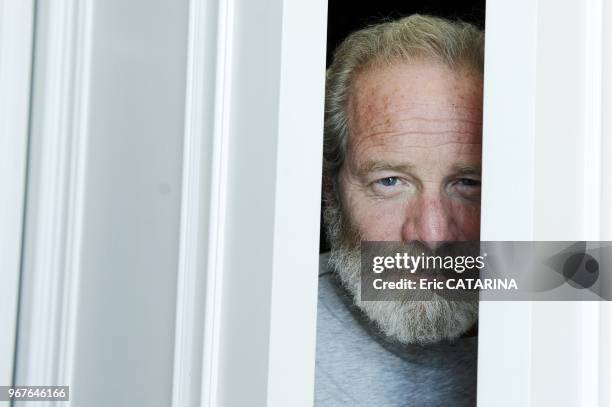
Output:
top-left (598, 0), bottom-right (612, 404)
top-left (13, 1), bottom-right (93, 401)
top-left (14, 0), bottom-right (325, 406)
top-left (213, 0), bottom-right (327, 403)
top-left (478, 0), bottom-right (538, 404)
top-left (529, 1), bottom-right (588, 406)
top-left (67, 1), bottom-right (188, 404)
top-left (0, 0), bottom-right (35, 392)
top-left (15, 1), bottom-right (189, 406)
top-left (600, 0), bottom-right (612, 404)
top-left (579, 1), bottom-right (604, 405)
top-left (480, 0), bottom-right (612, 406)
top-left (603, 0), bottom-right (612, 244)
top-left (266, 1), bottom-right (327, 405)
top-left (171, 0), bottom-right (232, 405)
top-left (171, 0), bottom-right (327, 406)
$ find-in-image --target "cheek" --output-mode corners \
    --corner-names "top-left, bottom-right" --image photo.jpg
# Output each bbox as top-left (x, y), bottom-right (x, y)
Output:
top-left (338, 171), bottom-right (407, 241)
top-left (449, 201), bottom-right (481, 239)
top-left (348, 198), bottom-right (409, 241)
top-left (340, 171), bottom-right (482, 241)
top-left (347, 198), bottom-right (481, 241)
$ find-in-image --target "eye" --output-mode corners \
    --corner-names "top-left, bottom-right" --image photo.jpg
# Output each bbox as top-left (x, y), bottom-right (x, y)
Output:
top-left (451, 177), bottom-right (481, 201)
top-left (456, 178), bottom-right (481, 188)
top-left (369, 175), bottom-right (412, 197)
top-left (377, 176), bottom-right (399, 187)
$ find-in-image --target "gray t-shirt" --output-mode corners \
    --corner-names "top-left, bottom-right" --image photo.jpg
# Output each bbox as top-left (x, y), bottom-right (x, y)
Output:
top-left (315, 253), bottom-right (477, 407)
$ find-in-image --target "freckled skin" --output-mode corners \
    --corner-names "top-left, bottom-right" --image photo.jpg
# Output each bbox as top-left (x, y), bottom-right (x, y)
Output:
top-left (340, 61), bottom-right (483, 248)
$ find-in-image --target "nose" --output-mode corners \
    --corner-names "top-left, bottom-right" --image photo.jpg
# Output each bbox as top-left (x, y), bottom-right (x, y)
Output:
top-left (401, 194), bottom-right (458, 250)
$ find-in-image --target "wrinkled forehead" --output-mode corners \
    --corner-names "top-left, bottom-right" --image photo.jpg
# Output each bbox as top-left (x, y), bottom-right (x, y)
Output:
top-left (346, 62), bottom-right (483, 156)
top-left (348, 60), bottom-right (483, 114)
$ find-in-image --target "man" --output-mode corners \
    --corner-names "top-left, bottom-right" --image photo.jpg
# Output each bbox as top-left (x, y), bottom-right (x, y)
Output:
top-left (316, 15), bottom-right (484, 406)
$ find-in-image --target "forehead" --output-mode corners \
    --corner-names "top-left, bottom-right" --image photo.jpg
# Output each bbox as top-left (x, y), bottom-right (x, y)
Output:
top-left (346, 61), bottom-right (483, 166)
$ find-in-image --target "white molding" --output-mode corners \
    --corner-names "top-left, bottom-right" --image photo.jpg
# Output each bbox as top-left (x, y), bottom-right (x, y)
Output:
top-left (0, 0), bottom-right (35, 390)
top-left (603, 0), bottom-right (612, 243)
top-left (265, 1), bottom-right (327, 405)
top-left (199, 0), bottom-right (233, 404)
top-left (478, 0), bottom-right (538, 404)
top-left (14, 0), bottom-right (92, 395)
top-left (601, 0), bottom-right (612, 404)
top-left (172, 0), bottom-right (327, 406)
top-left (580, 1), bottom-right (604, 406)
top-left (214, 0), bottom-right (327, 401)
top-left (583, 0), bottom-right (603, 240)
top-left (480, 0), bottom-right (611, 406)
top-left (171, 0), bottom-right (233, 405)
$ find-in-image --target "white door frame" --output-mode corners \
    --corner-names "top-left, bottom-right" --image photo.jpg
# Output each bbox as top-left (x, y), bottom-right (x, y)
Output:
top-left (0, 0), bottom-right (35, 390)
top-left (8, 0), bottom-right (611, 406)
top-left (8, 0), bottom-right (327, 405)
top-left (479, 0), bottom-right (612, 406)
top-left (171, 0), bottom-right (328, 406)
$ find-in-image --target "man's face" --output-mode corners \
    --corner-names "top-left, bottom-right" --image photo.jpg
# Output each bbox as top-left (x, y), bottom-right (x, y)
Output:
top-left (339, 61), bottom-right (483, 246)
top-left (326, 60), bottom-right (483, 345)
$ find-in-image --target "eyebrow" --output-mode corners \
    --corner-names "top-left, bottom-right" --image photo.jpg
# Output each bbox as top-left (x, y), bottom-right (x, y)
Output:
top-left (355, 161), bottom-right (417, 177)
top-left (451, 164), bottom-right (481, 176)
top-left (354, 161), bottom-right (481, 178)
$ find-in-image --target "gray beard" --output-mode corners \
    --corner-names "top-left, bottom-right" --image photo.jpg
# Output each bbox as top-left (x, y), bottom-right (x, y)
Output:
top-left (324, 194), bottom-right (478, 345)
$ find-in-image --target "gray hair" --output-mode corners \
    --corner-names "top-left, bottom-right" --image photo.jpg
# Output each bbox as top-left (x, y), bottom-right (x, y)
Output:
top-left (322, 14), bottom-right (485, 236)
